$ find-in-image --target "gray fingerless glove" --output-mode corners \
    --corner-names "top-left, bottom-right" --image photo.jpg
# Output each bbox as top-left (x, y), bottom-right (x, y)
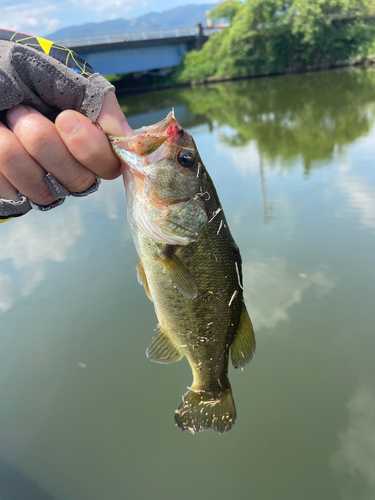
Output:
top-left (0, 30), bottom-right (114, 223)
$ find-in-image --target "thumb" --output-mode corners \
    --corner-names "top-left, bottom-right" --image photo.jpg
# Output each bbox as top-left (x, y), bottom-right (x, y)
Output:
top-left (96, 91), bottom-right (134, 136)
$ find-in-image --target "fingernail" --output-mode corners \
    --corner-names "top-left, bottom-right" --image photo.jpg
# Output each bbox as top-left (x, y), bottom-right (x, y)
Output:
top-left (57, 111), bottom-right (81, 136)
top-left (6, 105), bottom-right (30, 128)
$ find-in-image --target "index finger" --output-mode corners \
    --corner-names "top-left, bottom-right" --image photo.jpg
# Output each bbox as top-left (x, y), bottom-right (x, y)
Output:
top-left (55, 108), bottom-right (122, 180)
top-left (96, 92), bottom-right (134, 137)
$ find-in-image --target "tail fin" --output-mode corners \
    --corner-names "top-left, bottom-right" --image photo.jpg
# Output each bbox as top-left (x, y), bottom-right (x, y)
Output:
top-left (174, 387), bottom-right (236, 434)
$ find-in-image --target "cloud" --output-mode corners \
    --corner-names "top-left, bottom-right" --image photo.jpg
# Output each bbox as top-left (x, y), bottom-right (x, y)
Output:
top-left (89, 177), bottom-right (127, 222)
top-left (0, 0), bottom-right (146, 36)
top-left (336, 162), bottom-right (375, 229)
top-left (242, 254), bottom-right (336, 331)
top-left (0, 177), bottom-right (129, 311)
top-left (215, 135), bottom-right (301, 178)
top-left (0, 3), bottom-right (60, 35)
top-left (69, 0), bottom-right (147, 13)
top-left (330, 385), bottom-right (375, 500)
top-left (0, 274), bottom-right (13, 313)
top-left (0, 204), bottom-right (83, 299)
top-left (216, 140), bottom-right (263, 177)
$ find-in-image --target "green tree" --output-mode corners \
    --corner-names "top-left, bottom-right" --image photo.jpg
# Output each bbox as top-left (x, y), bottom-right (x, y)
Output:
top-left (174, 0), bottom-right (375, 82)
top-left (208, 0), bottom-right (242, 23)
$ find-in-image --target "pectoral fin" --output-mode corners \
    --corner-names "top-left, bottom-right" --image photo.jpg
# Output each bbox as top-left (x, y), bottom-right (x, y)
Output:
top-left (231, 303), bottom-right (256, 369)
top-left (146, 324), bottom-right (183, 364)
top-left (156, 250), bottom-right (198, 299)
top-left (136, 259), bottom-right (153, 301)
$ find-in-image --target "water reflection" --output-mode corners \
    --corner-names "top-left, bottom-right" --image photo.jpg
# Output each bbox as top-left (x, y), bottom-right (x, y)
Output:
top-left (0, 69), bottom-right (375, 500)
top-left (0, 178), bottom-right (129, 313)
top-left (88, 176), bottom-right (130, 232)
top-left (0, 205), bottom-right (83, 300)
top-left (0, 273), bottom-right (12, 313)
top-left (215, 140), bottom-right (283, 223)
top-left (120, 68), bottom-right (375, 174)
top-left (0, 460), bottom-right (56, 500)
top-left (331, 385), bottom-right (375, 500)
top-left (336, 161), bottom-right (375, 229)
top-left (242, 254), bottom-right (336, 330)
top-left (179, 69), bottom-right (375, 174)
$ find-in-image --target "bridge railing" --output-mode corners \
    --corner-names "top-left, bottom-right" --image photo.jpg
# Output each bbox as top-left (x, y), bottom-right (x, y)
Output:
top-left (55, 28), bottom-right (199, 48)
top-left (54, 25), bottom-right (230, 48)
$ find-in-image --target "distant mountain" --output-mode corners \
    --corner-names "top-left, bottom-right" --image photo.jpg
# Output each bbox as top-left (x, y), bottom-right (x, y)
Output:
top-left (47, 4), bottom-right (218, 40)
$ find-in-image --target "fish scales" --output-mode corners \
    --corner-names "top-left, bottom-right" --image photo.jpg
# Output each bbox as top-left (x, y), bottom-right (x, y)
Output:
top-left (108, 111), bottom-right (255, 433)
top-left (136, 200), bottom-right (241, 387)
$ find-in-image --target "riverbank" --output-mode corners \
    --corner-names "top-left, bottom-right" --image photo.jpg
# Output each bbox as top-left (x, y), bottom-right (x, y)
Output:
top-left (109, 0), bottom-right (375, 96)
top-left (110, 56), bottom-right (375, 96)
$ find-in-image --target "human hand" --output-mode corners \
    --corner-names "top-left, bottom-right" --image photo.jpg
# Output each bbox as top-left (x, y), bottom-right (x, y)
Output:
top-left (0, 91), bottom-right (132, 205)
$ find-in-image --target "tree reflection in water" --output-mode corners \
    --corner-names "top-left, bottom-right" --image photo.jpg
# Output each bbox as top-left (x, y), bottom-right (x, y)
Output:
top-left (120, 68), bottom-right (375, 222)
top-left (178, 68), bottom-right (375, 174)
top-left (121, 68), bottom-right (375, 175)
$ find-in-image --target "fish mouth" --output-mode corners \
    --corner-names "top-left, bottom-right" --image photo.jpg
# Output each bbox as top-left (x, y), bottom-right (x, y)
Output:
top-left (109, 110), bottom-right (180, 171)
top-left (109, 111), bottom-right (202, 245)
top-left (107, 108), bottom-right (182, 180)
top-left (133, 109), bottom-right (178, 138)
top-left (109, 110), bottom-right (186, 219)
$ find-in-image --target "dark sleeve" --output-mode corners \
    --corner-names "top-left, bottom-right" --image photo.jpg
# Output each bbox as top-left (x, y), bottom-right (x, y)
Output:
top-left (0, 29), bottom-right (114, 223)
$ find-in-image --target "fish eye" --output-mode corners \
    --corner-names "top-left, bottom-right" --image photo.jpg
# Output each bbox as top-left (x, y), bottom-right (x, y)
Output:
top-left (177, 150), bottom-right (195, 169)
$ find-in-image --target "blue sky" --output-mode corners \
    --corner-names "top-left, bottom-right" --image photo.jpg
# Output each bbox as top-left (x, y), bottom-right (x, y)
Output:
top-left (0, 0), bottom-right (216, 37)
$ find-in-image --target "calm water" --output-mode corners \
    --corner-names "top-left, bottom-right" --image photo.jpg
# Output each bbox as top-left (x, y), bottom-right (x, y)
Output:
top-left (1, 68), bottom-right (375, 500)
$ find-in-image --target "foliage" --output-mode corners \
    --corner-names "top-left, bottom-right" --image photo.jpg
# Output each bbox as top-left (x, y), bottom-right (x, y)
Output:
top-left (207, 0), bottom-right (242, 23)
top-left (173, 0), bottom-right (375, 82)
top-left (105, 73), bottom-right (127, 83)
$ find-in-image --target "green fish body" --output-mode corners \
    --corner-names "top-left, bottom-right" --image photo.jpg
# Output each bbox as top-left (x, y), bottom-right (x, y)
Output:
top-left (109, 112), bottom-right (255, 433)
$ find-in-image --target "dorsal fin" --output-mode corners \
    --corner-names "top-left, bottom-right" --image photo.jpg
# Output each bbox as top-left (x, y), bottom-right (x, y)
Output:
top-left (146, 324), bottom-right (183, 364)
top-left (156, 251), bottom-right (198, 299)
top-left (231, 303), bottom-right (256, 369)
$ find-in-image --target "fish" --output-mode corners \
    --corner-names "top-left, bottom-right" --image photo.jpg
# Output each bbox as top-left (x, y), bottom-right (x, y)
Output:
top-left (108, 111), bottom-right (255, 433)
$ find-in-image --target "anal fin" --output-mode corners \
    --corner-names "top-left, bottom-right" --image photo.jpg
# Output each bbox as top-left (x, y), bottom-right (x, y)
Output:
top-left (136, 258), bottom-right (153, 301)
top-left (156, 250), bottom-right (198, 299)
top-left (146, 324), bottom-right (183, 364)
top-left (231, 303), bottom-right (256, 369)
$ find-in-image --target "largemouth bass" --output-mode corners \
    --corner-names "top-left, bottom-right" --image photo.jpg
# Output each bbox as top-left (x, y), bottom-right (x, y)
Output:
top-left (108, 111), bottom-right (255, 433)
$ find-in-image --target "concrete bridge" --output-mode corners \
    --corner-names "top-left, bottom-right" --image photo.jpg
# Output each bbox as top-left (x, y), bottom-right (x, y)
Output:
top-left (57, 26), bottom-right (218, 76)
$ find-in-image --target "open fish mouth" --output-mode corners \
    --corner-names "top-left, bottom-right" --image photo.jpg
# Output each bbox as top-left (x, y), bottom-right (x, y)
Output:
top-left (108, 110), bottom-right (206, 246)
top-left (108, 110), bottom-right (181, 173)
top-left (132, 108), bottom-right (177, 137)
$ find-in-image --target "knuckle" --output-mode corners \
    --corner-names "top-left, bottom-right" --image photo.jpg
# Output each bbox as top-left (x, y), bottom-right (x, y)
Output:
top-left (68, 171), bottom-right (96, 193)
top-left (22, 119), bottom-right (50, 155)
top-left (0, 136), bottom-right (25, 168)
top-left (63, 124), bottom-right (120, 179)
top-left (77, 145), bottom-right (103, 166)
top-left (33, 187), bottom-right (55, 206)
top-left (100, 163), bottom-right (121, 180)
top-left (79, 149), bottom-right (120, 179)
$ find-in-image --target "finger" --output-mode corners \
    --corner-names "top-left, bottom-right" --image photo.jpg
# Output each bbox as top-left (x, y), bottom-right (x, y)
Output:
top-left (6, 105), bottom-right (96, 193)
top-left (0, 122), bottom-right (55, 206)
top-left (55, 108), bottom-right (122, 180)
top-left (96, 91), bottom-right (134, 136)
top-left (0, 171), bottom-right (20, 202)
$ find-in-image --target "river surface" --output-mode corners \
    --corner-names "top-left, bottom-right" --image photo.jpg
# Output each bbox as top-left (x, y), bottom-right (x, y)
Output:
top-left (1, 68), bottom-right (375, 500)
